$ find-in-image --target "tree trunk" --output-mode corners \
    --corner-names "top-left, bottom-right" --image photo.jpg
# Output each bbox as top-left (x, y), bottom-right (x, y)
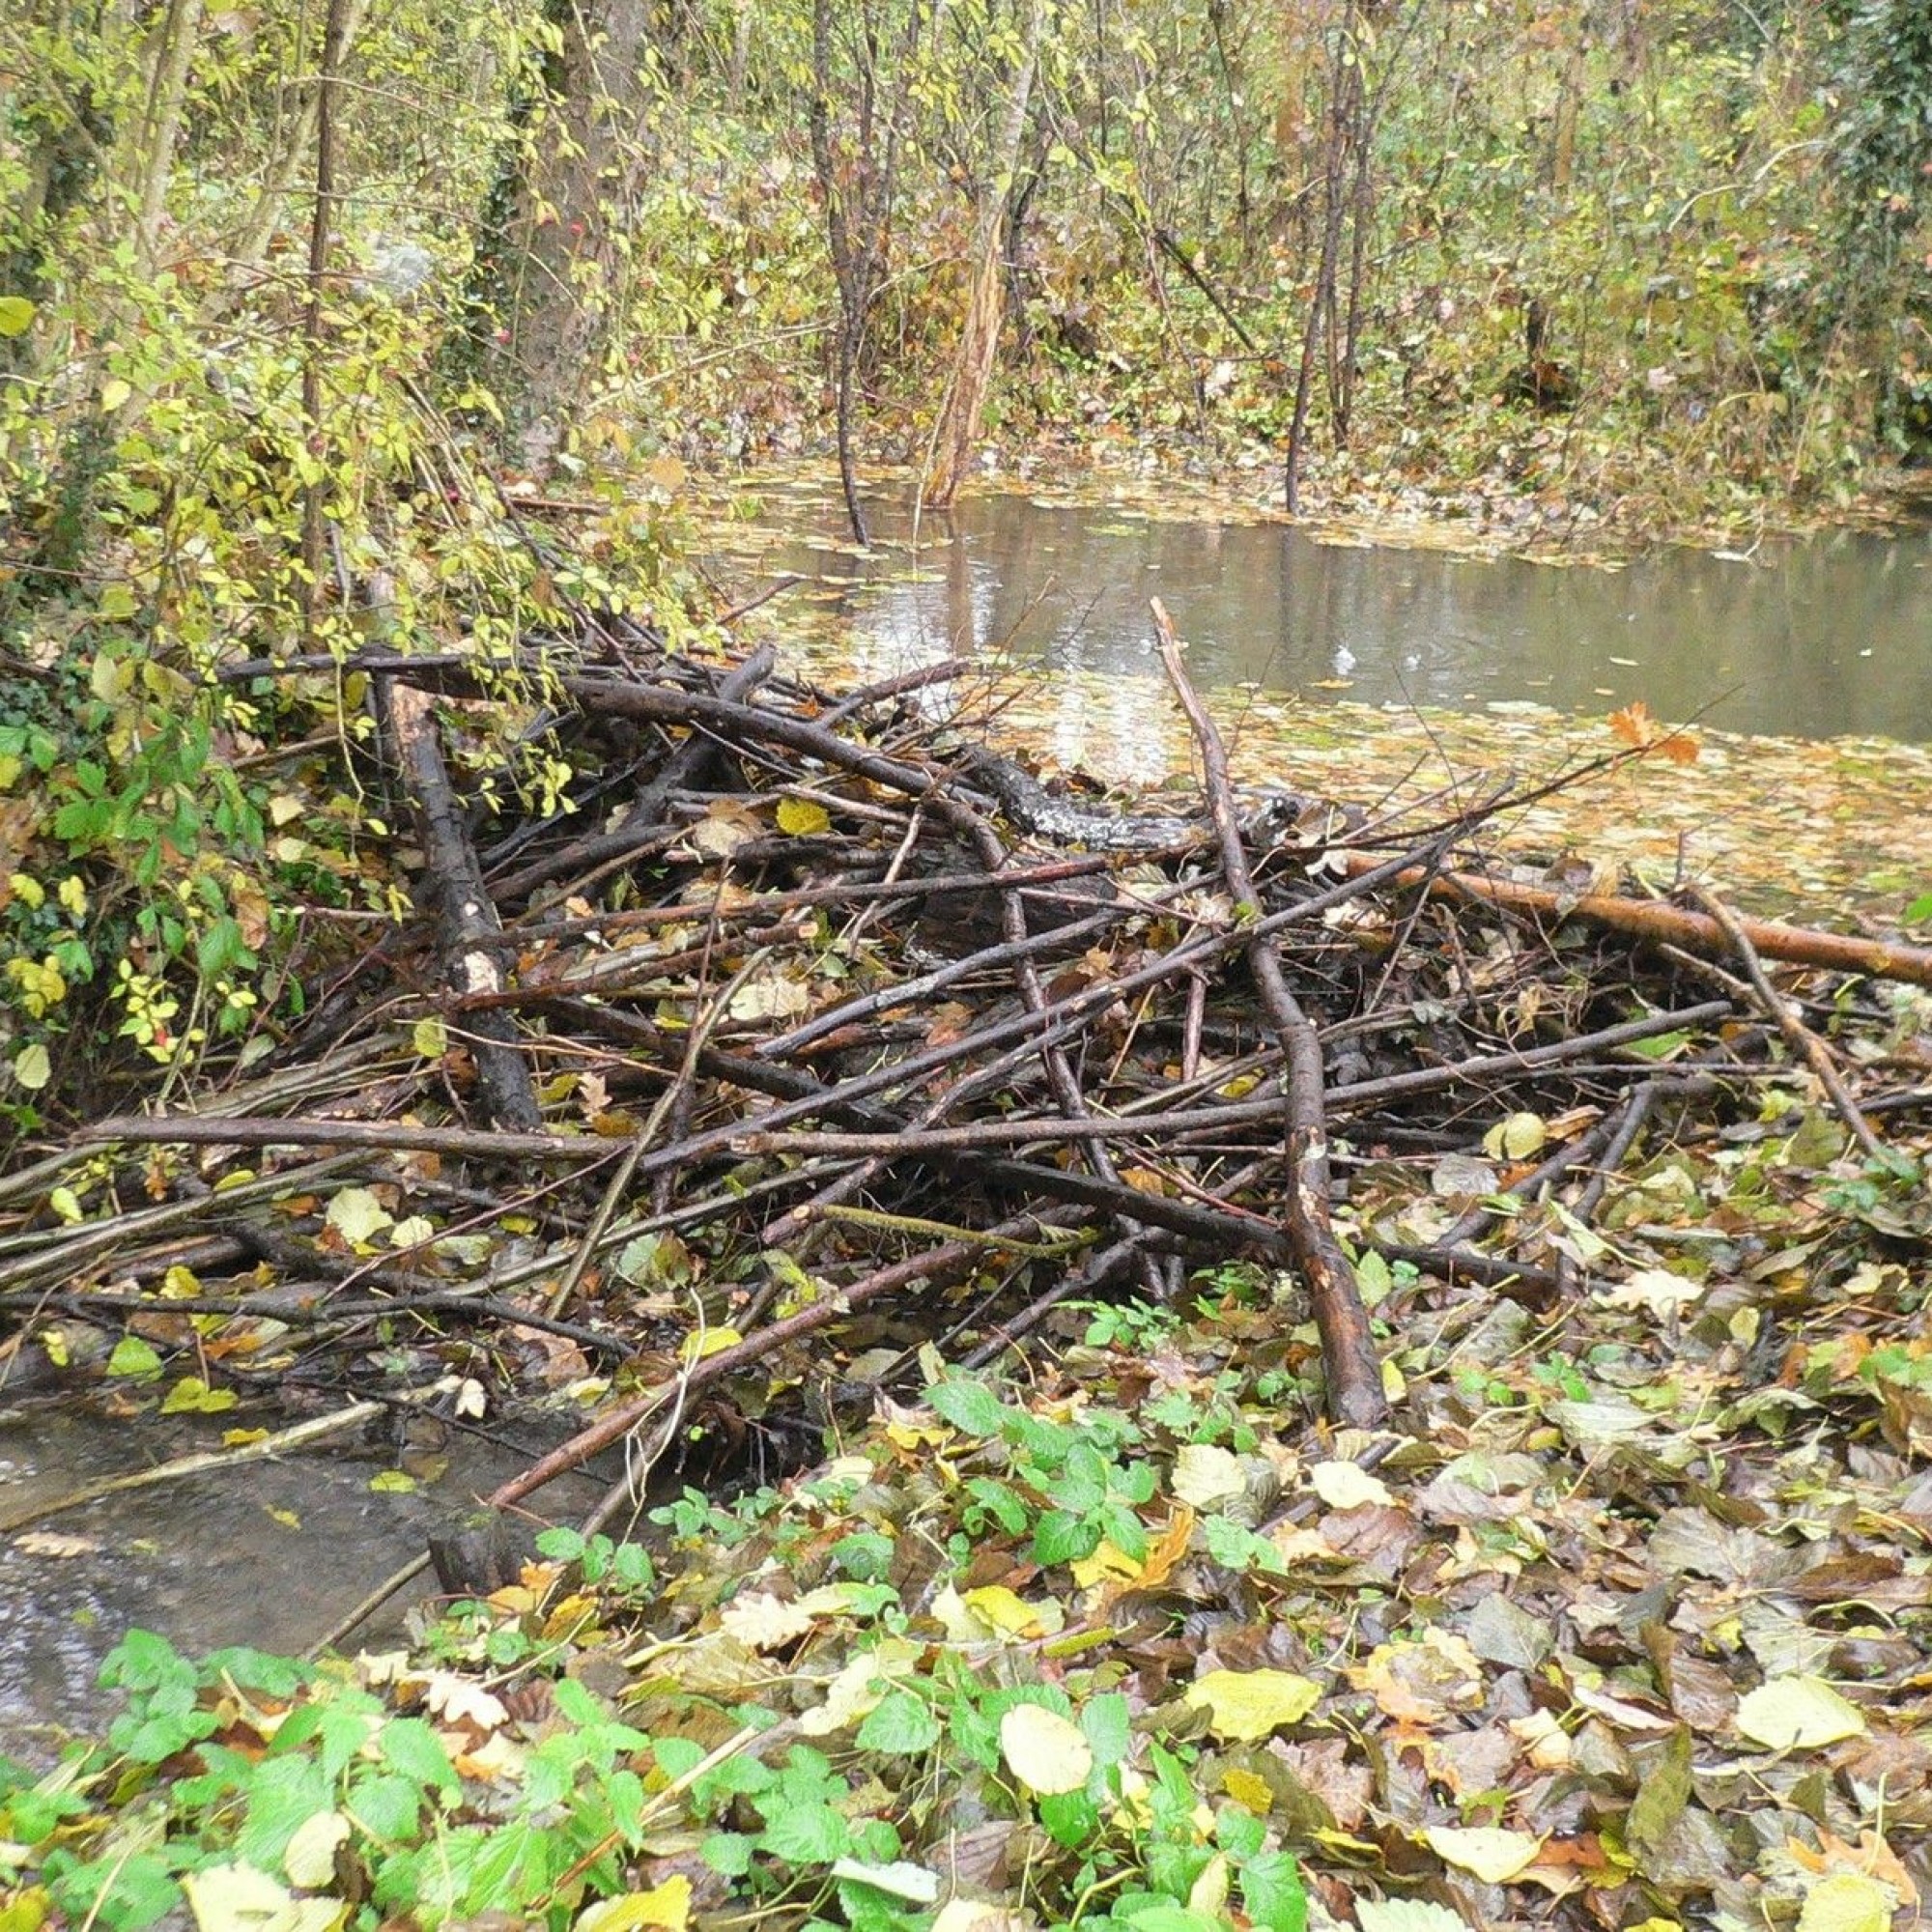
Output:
top-left (923, 0), bottom-right (1040, 509)
top-left (1285, 0), bottom-right (1357, 512)
top-left (487, 0), bottom-right (655, 468)
top-left (225, 0), bottom-right (371, 282)
top-left (809, 0), bottom-right (922, 546)
top-left (130, 0), bottom-right (207, 270)
top-left (300, 0), bottom-right (355, 639)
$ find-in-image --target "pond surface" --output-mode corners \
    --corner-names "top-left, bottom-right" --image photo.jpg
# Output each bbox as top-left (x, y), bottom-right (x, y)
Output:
top-left (0, 1405), bottom-right (611, 1765)
top-left (717, 476), bottom-right (1932, 744)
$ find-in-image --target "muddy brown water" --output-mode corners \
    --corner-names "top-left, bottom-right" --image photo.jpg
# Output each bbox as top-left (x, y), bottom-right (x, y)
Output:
top-left (0, 1406), bottom-right (612, 1764)
top-left (721, 479), bottom-right (1932, 743)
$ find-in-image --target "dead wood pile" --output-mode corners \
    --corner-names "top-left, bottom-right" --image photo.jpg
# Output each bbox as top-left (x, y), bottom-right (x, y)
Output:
top-left (8, 624), bottom-right (1931, 1522)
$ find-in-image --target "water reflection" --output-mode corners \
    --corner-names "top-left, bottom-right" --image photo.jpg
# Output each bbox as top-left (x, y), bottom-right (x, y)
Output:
top-left (740, 487), bottom-right (1932, 743)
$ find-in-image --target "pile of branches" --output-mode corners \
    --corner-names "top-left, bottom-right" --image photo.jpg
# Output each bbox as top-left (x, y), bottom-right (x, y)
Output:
top-left (6, 611), bottom-right (1931, 1541)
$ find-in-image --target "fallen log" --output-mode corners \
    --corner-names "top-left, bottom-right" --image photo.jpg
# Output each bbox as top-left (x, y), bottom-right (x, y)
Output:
top-left (377, 678), bottom-right (541, 1130)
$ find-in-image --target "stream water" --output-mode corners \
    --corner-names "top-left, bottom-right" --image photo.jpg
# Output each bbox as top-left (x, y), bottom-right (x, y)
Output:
top-left (0, 1406), bottom-right (611, 1765)
top-left (720, 478), bottom-right (1932, 744)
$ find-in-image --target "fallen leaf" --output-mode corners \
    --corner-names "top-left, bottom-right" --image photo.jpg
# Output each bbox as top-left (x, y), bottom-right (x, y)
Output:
top-left (1736, 1677), bottom-right (1867, 1750)
top-left (1184, 1668), bottom-right (1321, 1742)
top-left (1355, 1902), bottom-right (1472, 1932)
top-left (182, 1861), bottom-right (342, 1932)
top-left (1309, 1460), bottom-right (1392, 1510)
top-left (576, 1876), bottom-right (693, 1930)
top-left (1795, 1870), bottom-right (1895, 1932)
top-left (999, 1705), bottom-right (1093, 1795)
top-left (1422, 1825), bottom-right (1545, 1883)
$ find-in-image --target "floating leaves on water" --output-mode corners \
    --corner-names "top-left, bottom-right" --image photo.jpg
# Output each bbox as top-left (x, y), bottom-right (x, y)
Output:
top-left (14, 1530), bottom-right (99, 1558)
top-left (1609, 698), bottom-right (1701, 765)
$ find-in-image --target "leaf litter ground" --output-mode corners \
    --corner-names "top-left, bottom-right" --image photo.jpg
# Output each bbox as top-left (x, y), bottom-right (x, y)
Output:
top-left (2, 589), bottom-right (1930, 1932)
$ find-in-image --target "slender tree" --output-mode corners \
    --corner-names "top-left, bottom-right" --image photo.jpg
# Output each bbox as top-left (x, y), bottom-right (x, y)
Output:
top-left (922, 0), bottom-right (1045, 509)
top-left (810, 0), bottom-right (923, 546)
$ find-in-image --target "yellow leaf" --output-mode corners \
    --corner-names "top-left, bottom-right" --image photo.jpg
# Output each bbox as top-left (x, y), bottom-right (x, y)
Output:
top-left (160, 1376), bottom-right (238, 1415)
top-left (1736, 1677), bottom-right (1867, 1750)
top-left (885, 1419), bottom-right (949, 1450)
top-left (1069, 1539), bottom-right (1143, 1587)
top-left (999, 1704), bottom-right (1093, 1795)
top-left (1184, 1668), bottom-right (1321, 1742)
top-left (1483, 1110), bottom-right (1547, 1160)
top-left (182, 1862), bottom-right (342, 1932)
top-left (1308, 1461), bottom-right (1392, 1509)
top-left (1422, 1825), bottom-right (1545, 1883)
top-left (1795, 1872), bottom-right (1895, 1932)
top-left (680, 1325), bottom-right (743, 1363)
top-left (326, 1186), bottom-right (394, 1247)
top-left (777, 796), bottom-right (832, 836)
top-left (1221, 1766), bottom-right (1274, 1813)
top-left (1188, 1853), bottom-right (1231, 1917)
top-left (961, 1585), bottom-right (1051, 1638)
top-left (1172, 1443), bottom-right (1246, 1511)
top-left (575, 1876), bottom-right (693, 1931)
top-left (99, 377), bottom-right (131, 413)
top-left (412, 1017), bottom-right (448, 1059)
top-left (284, 1809), bottom-right (353, 1889)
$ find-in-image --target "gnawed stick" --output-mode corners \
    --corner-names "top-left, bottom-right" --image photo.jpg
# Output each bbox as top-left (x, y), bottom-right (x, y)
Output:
top-left (1691, 885), bottom-right (1887, 1161)
top-left (1352, 854), bottom-right (1932, 988)
top-left (484, 1209), bottom-right (1094, 1514)
top-left (1153, 598), bottom-right (1386, 1430)
top-left (81, 999), bottom-right (1733, 1172)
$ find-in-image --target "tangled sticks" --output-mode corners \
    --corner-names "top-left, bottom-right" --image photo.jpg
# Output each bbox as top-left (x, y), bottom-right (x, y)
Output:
top-left (59, 615), bottom-right (1932, 1523)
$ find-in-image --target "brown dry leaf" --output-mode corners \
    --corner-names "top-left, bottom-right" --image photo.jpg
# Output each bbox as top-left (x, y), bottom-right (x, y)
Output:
top-left (1346, 1629), bottom-right (1485, 1723)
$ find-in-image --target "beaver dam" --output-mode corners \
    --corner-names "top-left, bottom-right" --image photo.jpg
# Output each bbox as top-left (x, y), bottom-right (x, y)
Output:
top-left (8, 602), bottom-right (1929, 1522)
top-left (4, 600), bottom-right (1932, 1928)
